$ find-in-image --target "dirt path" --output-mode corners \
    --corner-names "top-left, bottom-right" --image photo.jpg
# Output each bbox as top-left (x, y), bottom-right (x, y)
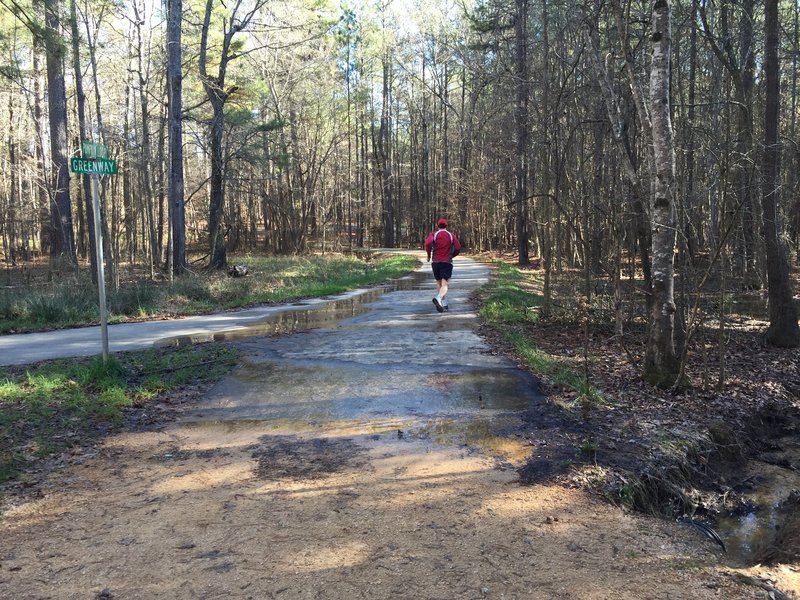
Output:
top-left (1, 425), bottom-right (755, 599)
top-left (0, 257), bottom-right (761, 598)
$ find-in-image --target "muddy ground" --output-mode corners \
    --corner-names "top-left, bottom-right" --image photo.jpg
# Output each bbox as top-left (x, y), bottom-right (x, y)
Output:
top-left (2, 256), bottom-right (799, 599)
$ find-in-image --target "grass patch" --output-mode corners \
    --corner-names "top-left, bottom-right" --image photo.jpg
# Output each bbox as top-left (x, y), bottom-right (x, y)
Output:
top-left (0, 345), bottom-right (238, 483)
top-left (0, 253), bottom-right (418, 333)
top-left (477, 262), bottom-right (542, 326)
top-left (477, 261), bottom-right (603, 405)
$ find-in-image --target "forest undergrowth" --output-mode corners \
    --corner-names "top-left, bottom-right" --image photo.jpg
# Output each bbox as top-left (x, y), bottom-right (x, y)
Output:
top-left (474, 254), bottom-right (800, 570)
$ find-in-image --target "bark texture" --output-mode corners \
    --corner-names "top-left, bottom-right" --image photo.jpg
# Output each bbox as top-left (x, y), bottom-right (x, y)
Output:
top-left (643, 0), bottom-right (680, 385)
top-left (167, 0), bottom-right (186, 273)
top-left (514, 0), bottom-right (530, 265)
top-left (761, 0), bottom-right (800, 347)
top-left (44, 0), bottom-right (74, 259)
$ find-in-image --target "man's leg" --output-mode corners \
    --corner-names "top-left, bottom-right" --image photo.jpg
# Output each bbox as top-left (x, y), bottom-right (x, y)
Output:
top-left (439, 278), bottom-right (449, 305)
top-left (432, 276), bottom-right (444, 312)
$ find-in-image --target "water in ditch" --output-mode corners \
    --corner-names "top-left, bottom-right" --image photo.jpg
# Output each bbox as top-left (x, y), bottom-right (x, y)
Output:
top-left (713, 435), bottom-right (800, 566)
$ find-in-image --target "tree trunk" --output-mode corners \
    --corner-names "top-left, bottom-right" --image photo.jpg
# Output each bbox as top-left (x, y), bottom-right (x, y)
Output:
top-left (736, 0), bottom-right (757, 276)
top-left (514, 0), bottom-right (529, 265)
top-left (28, 47), bottom-right (51, 256)
top-left (133, 0), bottom-right (157, 278)
top-left (760, 0), bottom-right (800, 347)
top-left (379, 55), bottom-right (394, 247)
top-left (123, 70), bottom-right (135, 263)
top-left (208, 96), bottom-right (227, 267)
top-left (684, 0), bottom-right (698, 263)
top-left (643, 0), bottom-right (680, 386)
top-left (200, 0), bottom-right (227, 268)
top-left (7, 94), bottom-right (18, 264)
top-left (70, 0), bottom-right (97, 280)
top-left (44, 0), bottom-right (74, 260)
top-left (167, 0), bottom-right (186, 274)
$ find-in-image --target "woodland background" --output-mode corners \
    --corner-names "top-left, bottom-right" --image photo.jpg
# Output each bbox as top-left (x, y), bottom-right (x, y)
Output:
top-left (1, 0), bottom-right (799, 382)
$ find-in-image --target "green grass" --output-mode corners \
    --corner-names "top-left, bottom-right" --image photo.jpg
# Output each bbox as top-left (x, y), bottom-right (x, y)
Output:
top-left (477, 262), bottom-right (542, 326)
top-left (0, 345), bottom-right (238, 483)
top-left (0, 253), bottom-right (418, 333)
top-left (478, 261), bottom-right (603, 406)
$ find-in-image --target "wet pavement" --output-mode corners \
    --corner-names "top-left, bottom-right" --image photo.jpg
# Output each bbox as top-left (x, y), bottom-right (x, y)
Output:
top-left (0, 255), bottom-right (416, 366)
top-left (180, 255), bottom-right (543, 451)
top-left (0, 253), bottom-right (543, 458)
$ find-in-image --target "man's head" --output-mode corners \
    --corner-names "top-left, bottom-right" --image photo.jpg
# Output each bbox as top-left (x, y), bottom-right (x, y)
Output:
top-left (437, 218), bottom-right (448, 229)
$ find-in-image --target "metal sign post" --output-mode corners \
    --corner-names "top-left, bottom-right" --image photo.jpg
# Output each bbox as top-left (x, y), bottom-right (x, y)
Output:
top-left (90, 172), bottom-right (109, 362)
top-left (71, 141), bottom-right (117, 363)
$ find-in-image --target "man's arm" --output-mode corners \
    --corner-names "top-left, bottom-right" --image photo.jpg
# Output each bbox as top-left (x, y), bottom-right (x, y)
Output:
top-left (453, 236), bottom-right (462, 257)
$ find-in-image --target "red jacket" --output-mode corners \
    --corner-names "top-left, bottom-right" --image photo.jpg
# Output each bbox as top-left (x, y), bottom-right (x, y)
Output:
top-left (425, 228), bottom-right (461, 263)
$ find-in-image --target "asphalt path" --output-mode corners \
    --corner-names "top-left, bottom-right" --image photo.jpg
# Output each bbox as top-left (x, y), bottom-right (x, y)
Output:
top-left (0, 285), bottom-right (385, 367)
top-left (0, 253), bottom-right (484, 368)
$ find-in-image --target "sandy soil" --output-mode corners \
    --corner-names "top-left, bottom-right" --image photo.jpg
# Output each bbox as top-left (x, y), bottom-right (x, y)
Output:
top-left (0, 417), bottom-right (772, 600)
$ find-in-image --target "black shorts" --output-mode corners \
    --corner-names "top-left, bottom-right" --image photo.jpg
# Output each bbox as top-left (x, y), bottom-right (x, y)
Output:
top-left (432, 262), bottom-right (453, 281)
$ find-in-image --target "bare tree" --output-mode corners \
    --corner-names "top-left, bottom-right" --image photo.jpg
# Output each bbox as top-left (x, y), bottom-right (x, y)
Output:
top-left (199, 0), bottom-right (267, 268)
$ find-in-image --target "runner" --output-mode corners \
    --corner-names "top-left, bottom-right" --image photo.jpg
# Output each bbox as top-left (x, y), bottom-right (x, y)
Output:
top-left (424, 218), bottom-right (461, 313)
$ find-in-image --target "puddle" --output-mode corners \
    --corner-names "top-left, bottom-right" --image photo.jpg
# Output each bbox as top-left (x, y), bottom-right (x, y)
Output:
top-left (714, 436), bottom-right (800, 565)
top-left (157, 270), bottom-right (430, 347)
top-left (410, 416), bottom-right (531, 464)
top-left (187, 362), bottom-right (537, 422)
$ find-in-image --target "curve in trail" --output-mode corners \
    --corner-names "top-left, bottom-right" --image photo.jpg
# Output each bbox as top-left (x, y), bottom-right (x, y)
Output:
top-left (0, 251), bottom-right (450, 366)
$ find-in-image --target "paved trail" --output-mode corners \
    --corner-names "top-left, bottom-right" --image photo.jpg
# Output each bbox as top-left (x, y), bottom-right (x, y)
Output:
top-left (182, 255), bottom-right (542, 426)
top-left (1, 253), bottom-right (434, 366)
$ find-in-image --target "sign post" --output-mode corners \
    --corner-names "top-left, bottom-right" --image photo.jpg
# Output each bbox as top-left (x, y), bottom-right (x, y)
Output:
top-left (71, 141), bottom-right (118, 363)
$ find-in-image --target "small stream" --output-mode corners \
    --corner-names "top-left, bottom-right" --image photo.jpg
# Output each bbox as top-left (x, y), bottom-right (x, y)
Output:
top-left (713, 435), bottom-right (800, 566)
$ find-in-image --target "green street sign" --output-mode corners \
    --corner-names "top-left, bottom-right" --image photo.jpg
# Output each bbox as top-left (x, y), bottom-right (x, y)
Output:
top-left (81, 140), bottom-right (108, 159)
top-left (70, 157), bottom-right (118, 175)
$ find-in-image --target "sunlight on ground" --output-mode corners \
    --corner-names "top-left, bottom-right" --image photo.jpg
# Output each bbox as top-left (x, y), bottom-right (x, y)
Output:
top-left (3, 495), bottom-right (69, 529)
top-left (281, 542), bottom-right (371, 573)
top-left (150, 463), bottom-right (252, 494)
